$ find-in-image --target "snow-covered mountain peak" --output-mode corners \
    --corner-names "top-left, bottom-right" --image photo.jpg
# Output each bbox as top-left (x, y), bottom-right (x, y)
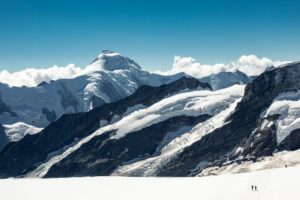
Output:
top-left (199, 70), bottom-right (251, 90)
top-left (98, 50), bottom-right (119, 56)
top-left (89, 50), bottom-right (141, 71)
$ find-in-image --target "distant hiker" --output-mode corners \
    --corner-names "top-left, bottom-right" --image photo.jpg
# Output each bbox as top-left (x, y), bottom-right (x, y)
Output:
top-left (285, 165), bottom-right (287, 168)
top-left (255, 186), bottom-right (257, 190)
top-left (251, 185), bottom-right (254, 190)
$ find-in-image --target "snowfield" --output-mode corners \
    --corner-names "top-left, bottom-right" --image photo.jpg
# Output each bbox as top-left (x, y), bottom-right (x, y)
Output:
top-left (1, 165), bottom-right (299, 200)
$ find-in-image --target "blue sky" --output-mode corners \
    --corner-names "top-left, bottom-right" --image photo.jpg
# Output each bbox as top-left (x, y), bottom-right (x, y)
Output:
top-left (0, 0), bottom-right (299, 72)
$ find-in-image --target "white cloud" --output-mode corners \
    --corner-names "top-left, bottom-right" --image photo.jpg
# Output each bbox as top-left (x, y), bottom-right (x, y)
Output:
top-left (157, 55), bottom-right (290, 78)
top-left (0, 64), bottom-right (84, 87)
top-left (0, 58), bottom-right (113, 87)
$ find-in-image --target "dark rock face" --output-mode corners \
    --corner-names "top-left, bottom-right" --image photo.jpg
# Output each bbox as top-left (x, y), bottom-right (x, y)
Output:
top-left (159, 62), bottom-right (300, 176)
top-left (45, 115), bottom-right (210, 178)
top-left (42, 108), bottom-right (57, 122)
top-left (37, 81), bottom-right (49, 87)
top-left (91, 95), bottom-right (106, 108)
top-left (0, 77), bottom-right (209, 178)
top-left (0, 124), bottom-right (9, 152)
top-left (237, 124), bottom-right (278, 158)
top-left (0, 112), bottom-right (96, 178)
top-left (279, 128), bottom-right (300, 151)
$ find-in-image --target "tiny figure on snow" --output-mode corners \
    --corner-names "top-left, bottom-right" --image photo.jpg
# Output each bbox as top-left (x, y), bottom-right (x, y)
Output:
top-left (255, 186), bottom-right (257, 191)
top-left (251, 185), bottom-right (254, 190)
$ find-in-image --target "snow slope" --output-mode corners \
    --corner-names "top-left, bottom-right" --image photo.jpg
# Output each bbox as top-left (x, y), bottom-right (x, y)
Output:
top-left (27, 85), bottom-right (244, 178)
top-left (1, 165), bottom-right (299, 200)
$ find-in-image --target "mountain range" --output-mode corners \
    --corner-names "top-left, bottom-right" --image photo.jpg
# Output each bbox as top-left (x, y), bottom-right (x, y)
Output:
top-left (0, 51), bottom-right (298, 178)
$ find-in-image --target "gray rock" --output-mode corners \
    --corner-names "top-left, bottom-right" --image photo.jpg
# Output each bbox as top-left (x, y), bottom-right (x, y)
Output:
top-left (0, 124), bottom-right (9, 152)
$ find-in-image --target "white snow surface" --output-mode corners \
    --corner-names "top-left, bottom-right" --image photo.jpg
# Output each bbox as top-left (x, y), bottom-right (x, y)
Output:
top-left (3, 122), bottom-right (42, 141)
top-left (27, 85), bottom-right (245, 178)
top-left (263, 90), bottom-right (300, 144)
top-left (1, 166), bottom-right (300, 200)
